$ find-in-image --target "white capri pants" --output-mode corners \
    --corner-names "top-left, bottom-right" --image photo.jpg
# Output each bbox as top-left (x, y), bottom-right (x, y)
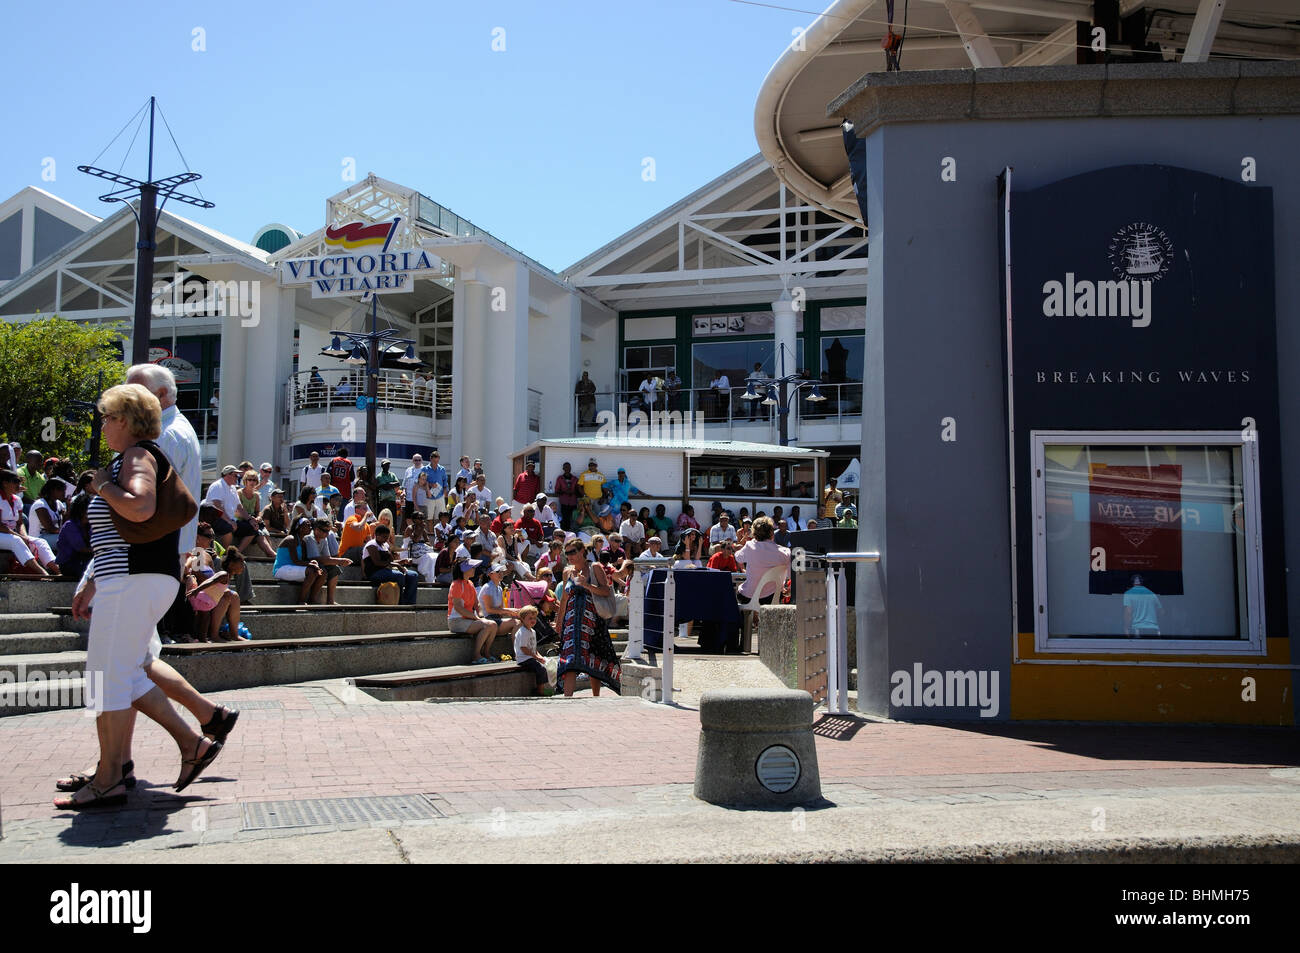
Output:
top-left (274, 565), bottom-right (309, 582)
top-left (0, 532), bottom-right (56, 567)
top-left (85, 573), bottom-right (177, 712)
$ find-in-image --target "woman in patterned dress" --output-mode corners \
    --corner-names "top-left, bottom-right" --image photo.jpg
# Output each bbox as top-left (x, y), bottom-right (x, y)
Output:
top-left (554, 540), bottom-right (621, 697)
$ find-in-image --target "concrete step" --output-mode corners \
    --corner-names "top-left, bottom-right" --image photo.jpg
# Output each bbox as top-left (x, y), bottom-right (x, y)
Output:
top-left (0, 578), bottom-right (77, 614)
top-left (0, 613), bottom-right (66, 635)
top-left (0, 651), bottom-right (87, 681)
top-left (47, 605), bottom-right (449, 639)
top-left (0, 631), bottom-right (84, 655)
top-left (352, 662), bottom-right (538, 701)
top-left (160, 631), bottom-right (479, 694)
top-left (0, 674), bottom-right (86, 715)
top-left (0, 577), bottom-right (449, 615)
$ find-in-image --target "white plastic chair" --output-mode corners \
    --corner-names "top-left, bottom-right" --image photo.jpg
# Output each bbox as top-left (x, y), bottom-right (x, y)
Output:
top-left (736, 565), bottom-right (788, 654)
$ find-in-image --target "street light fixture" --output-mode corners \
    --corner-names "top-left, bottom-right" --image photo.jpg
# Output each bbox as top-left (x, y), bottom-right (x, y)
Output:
top-left (743, 341), bottom-right (831, 446)
top-left (319, 295), bottom-right (421, 482)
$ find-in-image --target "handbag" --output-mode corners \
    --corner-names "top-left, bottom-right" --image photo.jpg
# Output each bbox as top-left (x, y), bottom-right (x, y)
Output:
top-left (108, 441), bottom-right (198, 544)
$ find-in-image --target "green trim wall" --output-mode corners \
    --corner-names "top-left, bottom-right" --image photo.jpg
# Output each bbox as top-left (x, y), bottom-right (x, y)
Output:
top-left (617, 297), bottom-right (867, 390)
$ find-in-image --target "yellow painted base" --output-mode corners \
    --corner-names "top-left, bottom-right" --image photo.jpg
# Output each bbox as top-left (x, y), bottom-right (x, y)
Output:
top-left (1011, 635), bottom-right (1294, 724)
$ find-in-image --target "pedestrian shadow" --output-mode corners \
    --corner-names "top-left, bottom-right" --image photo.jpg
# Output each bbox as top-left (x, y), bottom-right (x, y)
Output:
top-left (55, 785), bottom-right (223, 849)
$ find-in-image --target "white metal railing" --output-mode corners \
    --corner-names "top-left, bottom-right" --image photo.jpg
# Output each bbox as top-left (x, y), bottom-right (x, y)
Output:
top-left (284, 368), bottom-right (453, 423)
top-left (792, 548), bottom-right (880, 716)
top-left (574, 383), bottom-right (862, 437)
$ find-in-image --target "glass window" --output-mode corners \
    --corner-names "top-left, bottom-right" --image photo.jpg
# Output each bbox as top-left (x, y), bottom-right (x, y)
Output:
top-left (818, 333), bottom-right (863, 415)
top-left (1033, 434), bottom-right (1263, 653)
top-left (691, 338), bottom-right (804, 390)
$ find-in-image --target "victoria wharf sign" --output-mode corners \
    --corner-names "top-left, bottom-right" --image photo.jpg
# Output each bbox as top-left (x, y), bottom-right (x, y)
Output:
top-left (279, 216), bottom-right (442, 298)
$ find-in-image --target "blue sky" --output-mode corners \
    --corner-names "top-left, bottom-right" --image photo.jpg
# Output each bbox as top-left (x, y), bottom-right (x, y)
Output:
top-left (1, 0), bottom-right (803, 272)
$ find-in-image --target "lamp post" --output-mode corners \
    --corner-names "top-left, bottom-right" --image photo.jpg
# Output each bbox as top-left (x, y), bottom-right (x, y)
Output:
top-left (78, 97), bottom-right (214, 364)
top-left (62, 372), bottom-right (106, 468)
top-left (320, 295), bottom-right (421, 480)
top-left (741, 341), bottom-right (826, 447)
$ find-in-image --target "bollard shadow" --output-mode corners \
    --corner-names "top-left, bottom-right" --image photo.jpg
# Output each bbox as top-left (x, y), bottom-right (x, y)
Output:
top-left (700, 795), bottom-right (839, 813)
top-left (908, 720), bottom-right (1300, 768)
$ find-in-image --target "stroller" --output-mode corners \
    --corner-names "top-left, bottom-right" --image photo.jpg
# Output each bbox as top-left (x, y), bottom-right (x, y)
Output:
top-left (505, 573), bottom-right (560, 648)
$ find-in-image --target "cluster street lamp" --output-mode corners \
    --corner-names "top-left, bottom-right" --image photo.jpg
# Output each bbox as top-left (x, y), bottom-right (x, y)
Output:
top-left (319, 295), bottom-right (421, 480)
top-left (741, 340), bottom-right (826, 448)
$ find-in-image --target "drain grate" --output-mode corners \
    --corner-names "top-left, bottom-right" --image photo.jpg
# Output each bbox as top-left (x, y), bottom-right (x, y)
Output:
top-left (241, 794), bottom-right (443, 830)
top-left (211, 699), bottom-right (284, 711)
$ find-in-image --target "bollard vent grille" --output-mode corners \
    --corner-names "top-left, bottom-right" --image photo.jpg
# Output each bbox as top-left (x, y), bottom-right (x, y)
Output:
top-left (755, 745), bottom-right (801, 793)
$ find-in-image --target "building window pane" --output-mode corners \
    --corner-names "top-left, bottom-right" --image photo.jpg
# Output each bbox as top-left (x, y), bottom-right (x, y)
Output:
top-left (1041, 442), bottom-right (1250, 643)
top-left (819, 333), bottom-right (863, 415)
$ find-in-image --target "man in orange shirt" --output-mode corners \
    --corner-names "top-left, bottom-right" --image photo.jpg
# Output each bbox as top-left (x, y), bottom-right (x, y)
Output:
top-left (339, 500), bottom-right (375, 563)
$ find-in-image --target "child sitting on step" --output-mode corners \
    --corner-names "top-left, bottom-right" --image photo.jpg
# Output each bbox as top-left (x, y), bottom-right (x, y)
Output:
top-left (513, 605), bottom-right (552, 696)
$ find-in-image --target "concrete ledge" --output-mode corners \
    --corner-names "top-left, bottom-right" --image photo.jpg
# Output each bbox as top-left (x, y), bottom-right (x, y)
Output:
top-left (355, 663), bottom-right (537, 701)
top-left (163, 632), bottom-right (473, 692)
top-left (831, 61), bottom-right (1300, 135)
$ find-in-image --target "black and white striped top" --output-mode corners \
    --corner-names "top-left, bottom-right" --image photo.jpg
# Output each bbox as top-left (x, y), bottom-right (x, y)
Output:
top-left (87, 441), bottom-right (182, 581)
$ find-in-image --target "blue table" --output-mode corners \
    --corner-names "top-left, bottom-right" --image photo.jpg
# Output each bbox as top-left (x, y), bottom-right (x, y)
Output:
top-left (642, 568), bottom-right (742, 652)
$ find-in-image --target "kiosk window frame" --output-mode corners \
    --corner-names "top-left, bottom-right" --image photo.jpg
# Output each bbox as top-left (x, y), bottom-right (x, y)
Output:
top-left (1029, 430), bottom-right (1266, 656)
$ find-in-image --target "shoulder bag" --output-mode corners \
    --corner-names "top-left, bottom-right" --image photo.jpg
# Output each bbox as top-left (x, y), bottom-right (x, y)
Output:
top-left (108, 440), bottom-right (198, 544)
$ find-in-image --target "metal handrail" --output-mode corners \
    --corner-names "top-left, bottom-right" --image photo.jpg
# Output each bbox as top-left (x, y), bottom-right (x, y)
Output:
top-left (573, 383), bottom-right (862, 434)
top-left (285, 368), bottom-right (452, 419)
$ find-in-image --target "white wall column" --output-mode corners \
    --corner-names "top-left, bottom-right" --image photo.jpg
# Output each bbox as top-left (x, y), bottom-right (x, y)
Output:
top-left (216, 310), bottom-right (247, 468)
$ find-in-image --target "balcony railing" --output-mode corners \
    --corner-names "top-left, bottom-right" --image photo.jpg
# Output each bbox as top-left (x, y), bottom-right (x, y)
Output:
top-left (284, 368), bottom-right (453, 425)
top-left (573, 383), bottom-right (862, 440)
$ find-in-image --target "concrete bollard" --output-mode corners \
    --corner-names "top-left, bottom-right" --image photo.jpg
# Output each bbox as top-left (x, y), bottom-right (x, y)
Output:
top-left (694, 688), bottom-right (821, 806)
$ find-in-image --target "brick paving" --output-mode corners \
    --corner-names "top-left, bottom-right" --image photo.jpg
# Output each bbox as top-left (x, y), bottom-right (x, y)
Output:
top-left (1, 681), bottom-right (1297, 861)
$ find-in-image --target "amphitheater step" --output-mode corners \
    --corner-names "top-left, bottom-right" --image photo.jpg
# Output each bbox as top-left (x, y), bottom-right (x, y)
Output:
top-left (351, 662), bottom-right (538, 701)
top-left (0, 651), bottom-right (87, 681)
top-left (48, 605), bottom-right (448, 640)
top-left (0, 631), bottom-right (84, 655)
top-left (0, 675), bottom-right (86, 715)
top-left (160, 631), bottom-right (475, 693)
top-left (0, 613), bottom-right (67, 635)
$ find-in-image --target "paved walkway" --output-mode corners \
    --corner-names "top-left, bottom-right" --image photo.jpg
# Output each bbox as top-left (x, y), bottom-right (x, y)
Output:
top-left (2, 666), bottom-right (1298, 863)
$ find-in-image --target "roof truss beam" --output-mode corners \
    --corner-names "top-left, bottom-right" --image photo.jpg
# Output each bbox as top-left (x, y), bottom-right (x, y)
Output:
top-left (1182, 0), bottom-right (1227, 62)
top-left (945, 0), bottom-right (1005, 67)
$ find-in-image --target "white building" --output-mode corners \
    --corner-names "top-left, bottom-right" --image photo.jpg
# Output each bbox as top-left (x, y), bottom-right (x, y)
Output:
top-left (0, 161), bottom-right (867, 499)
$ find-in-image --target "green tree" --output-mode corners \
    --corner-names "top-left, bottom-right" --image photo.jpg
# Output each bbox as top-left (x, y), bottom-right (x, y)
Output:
top-left (0, 317), bottom-right (125, 470)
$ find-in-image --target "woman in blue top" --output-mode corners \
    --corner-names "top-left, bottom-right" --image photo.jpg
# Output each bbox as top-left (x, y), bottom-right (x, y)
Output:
top-left (274, 517), bottom-right (324, 604)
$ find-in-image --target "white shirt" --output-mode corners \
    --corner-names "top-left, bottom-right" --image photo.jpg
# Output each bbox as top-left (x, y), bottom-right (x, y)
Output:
top-left (711, 375), bottom-right (730, 391)
top-left (205, 477), bottom-right (240, 519)
top-left (786, 516), bottom-right (807, 533)
top-left (710, 523), bottom-right (738, 545)
top-left (31, 498), bottom-right (64, 534)
top-left (302, 464), bottom-right (324, 489)
top-left (157, 404), bottom-right (202, 553)
top-left (638, 378), bottom-right (657, 406)
top-left (513, 624), bottom-right (538, 661)
top-left (471, 483), bottom-right (493, 505)
top-left (343, 500), bottom-right (375, 522)
top-left (403, 464), bottom-right (424, 498)
top-left (535, 504), bottom-right (557, 526)
top-left (619, 518), bottom-right (645, 544)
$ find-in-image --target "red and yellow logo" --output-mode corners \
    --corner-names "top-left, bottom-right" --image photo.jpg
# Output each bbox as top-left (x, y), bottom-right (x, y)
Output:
top-left (324, 219), bottom-right (397, 250)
